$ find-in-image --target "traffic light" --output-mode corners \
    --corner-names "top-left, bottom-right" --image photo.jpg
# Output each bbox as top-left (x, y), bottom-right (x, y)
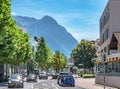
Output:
top-left (103, 54), bottom-right (106, 62)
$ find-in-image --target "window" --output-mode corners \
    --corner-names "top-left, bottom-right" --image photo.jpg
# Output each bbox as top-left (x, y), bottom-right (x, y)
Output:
top-left (104, 29), bottom-right (109, 41)
top-left (100, 22), bottom-right (103, 31)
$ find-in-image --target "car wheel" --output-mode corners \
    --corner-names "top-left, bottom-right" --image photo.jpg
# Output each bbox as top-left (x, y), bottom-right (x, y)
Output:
top-left (72, 84), bottom-right (75, 87)
top-left (8, 86), bottom-right (11, 88)
top-left (62, 84), bottom-right (65, 87)
top-left (57, 80), bottom-right (59, 84)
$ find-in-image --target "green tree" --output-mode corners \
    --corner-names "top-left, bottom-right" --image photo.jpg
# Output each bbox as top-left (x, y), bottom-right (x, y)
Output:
top-left (35, 36), bottom-right (50, 70)
top-left (13, 31), bottom-right (32, 72)
top-left (0, 0), bottom-right (17, 63)
top-left (50, 50), bottom-right (67, 73)
top-left (0, 0), bottom-right (32, 73)
top-left (45, 47), bottom-right (53, 71)
top-left (61, 53), bottom-right (67, 71)
top-left (71, 39), bottom-right (97, 69)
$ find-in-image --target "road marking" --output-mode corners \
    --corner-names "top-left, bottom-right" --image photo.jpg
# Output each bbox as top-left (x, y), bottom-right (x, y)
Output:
top-left (52, 83), bottom-right (58, 89)
top-left (42, 83), bottom-right (47, 86)
top-left (33, 88), bottom-right (39, 89)
top-left (31, 80), bottom-right (46, 89)
top-left (31, 82), bottom-right (40, 89)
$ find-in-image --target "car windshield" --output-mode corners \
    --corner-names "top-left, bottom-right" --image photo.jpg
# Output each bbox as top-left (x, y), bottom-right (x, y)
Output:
top-left (41, 72), bottom-right (46, 74)
top-left (11, 74), bottom-right (22, 79)
top-left (28, 74), bottom-right (36, 77)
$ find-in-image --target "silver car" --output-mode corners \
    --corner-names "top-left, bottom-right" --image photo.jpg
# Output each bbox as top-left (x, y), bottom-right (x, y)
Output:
top-left (8, 74), bottom-right (24, 88)
top-left (39, 72), bottom-right (48, 79)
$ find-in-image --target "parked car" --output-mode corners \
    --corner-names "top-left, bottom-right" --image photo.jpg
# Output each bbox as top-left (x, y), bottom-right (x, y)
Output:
top-left (27, 73), bottom-right (37, 82)
top-left (52, 73), bottom-right (59, 79)
top-left (59, 75), bottom-right (75, 87)
top-left (8, 74), bottom-right (24, 88)
top-left (57, 72), bottom-right (70, 84)
top-left (39, 71), bottom-right (48, 79)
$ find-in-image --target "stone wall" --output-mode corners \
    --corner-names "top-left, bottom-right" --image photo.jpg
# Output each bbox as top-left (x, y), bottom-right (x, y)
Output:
top-left (95, 75), bottom-right (120, 88)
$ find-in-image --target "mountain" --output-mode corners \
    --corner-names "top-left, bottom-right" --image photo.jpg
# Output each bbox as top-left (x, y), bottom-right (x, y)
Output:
top-left (16, 22), bottom-right (27, 33)
top-left (13, 15), bottom-right (78, 57)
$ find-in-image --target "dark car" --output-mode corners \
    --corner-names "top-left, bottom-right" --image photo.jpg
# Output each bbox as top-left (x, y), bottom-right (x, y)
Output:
top-left (8, 74), bottom-right (24, 88)
top-left (57, 72), bottom-right (70, 84)
top-left (59, 75), bottom-right (75, 87)
top-left (52, 73), bottom-right (59, 79)
top-left (39, 72), bottom-right (48, 79)
top-left (27, 74), bottom-right (37, 82)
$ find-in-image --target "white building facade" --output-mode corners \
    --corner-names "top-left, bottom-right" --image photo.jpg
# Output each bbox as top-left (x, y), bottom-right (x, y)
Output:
top-left (95, 0), bottom-right (120, 88)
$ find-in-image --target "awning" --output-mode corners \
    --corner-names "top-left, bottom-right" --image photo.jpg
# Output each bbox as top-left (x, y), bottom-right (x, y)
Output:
top-left (109, 32), bottom-right (120, 49)
top-left (113, 32), bottom-right (120, 43)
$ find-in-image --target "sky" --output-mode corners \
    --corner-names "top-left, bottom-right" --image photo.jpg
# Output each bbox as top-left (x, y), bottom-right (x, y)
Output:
top-left (11, 0), bottom-right (108, 42)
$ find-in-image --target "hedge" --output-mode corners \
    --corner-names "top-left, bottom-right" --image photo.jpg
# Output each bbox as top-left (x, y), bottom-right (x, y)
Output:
top-left (82, 74), bottom-right (95, 78)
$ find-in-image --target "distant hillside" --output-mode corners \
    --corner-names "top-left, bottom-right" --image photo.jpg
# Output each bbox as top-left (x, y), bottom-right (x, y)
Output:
top-left (16, 22), bottom-right (27, 33)
top-left (13, 15), bottom-right (78, 57)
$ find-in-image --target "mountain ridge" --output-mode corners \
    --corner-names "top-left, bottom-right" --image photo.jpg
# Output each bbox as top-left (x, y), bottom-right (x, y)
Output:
top-left (13, 15), bottom-right (78, 57)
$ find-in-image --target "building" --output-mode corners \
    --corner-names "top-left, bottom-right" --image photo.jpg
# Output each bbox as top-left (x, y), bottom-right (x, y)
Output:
top-left (91, 39), bottom-right (101, 57)
top-left (94, 0), bottom-right (120, 88)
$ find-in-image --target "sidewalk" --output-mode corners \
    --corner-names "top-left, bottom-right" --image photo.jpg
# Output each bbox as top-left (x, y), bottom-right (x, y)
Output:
top-left (75, 77), bottom-right (117, 89)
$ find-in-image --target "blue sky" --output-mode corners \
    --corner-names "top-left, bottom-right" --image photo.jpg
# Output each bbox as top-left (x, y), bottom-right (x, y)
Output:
top-left (11, 0), bottom-right (108, 42)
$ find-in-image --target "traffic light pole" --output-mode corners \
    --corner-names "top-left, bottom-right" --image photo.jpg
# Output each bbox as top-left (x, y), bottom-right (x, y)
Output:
top-left (104, 62), bottom-right (106, 89)
top-left (103, 53), bottom-right (106, 89)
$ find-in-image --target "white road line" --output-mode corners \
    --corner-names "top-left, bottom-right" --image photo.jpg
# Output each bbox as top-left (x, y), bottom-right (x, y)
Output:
top-left (31, 82), bottom-right (38, 89)
top-left (42, 83), bottom-right (47, 86)
top-left (52, 82), bottom-right (59, 89)
top-left (31, 80), bottom-right (47, 89)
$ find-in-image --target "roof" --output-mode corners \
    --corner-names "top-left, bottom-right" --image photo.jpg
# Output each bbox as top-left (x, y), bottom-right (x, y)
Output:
top-left (110, 32), bottom-right (120, 49)
top-left (113, 32), bottom-right (120, 42)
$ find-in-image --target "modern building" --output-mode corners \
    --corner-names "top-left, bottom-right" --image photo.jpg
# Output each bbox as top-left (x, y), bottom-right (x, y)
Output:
top-left (94, 0), bottom-right (120, 88)
top-left (91, 39), bottom-right (101, 57)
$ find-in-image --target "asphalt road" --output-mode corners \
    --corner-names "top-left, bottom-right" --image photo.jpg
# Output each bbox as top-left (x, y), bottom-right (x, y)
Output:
top-left (33, 79), bottom-right (86, 89)
top-left (0, 76), bottom-right (86, 89)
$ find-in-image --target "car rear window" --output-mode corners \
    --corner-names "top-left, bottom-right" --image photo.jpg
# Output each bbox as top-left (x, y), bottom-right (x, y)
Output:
top-left (60, 73), bottom-right (69, 75)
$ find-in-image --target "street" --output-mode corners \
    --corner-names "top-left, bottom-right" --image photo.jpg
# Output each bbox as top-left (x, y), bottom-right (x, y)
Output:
top-left (0, 76), bottom-right (86, 89)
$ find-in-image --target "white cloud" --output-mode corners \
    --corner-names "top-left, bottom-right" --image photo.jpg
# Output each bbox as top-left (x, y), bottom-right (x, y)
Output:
top-left (11, 12), bottom-right (16, 15)
top-left (67, 28), bottom-right (99, 42)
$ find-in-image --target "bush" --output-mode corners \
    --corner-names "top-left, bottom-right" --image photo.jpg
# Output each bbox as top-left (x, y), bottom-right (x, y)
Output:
top-left (82, 74), bottom-right (95, 78)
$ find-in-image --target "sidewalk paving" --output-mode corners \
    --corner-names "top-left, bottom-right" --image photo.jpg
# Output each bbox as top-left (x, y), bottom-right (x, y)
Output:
top-left (75, 77), bottom-right (117, 89)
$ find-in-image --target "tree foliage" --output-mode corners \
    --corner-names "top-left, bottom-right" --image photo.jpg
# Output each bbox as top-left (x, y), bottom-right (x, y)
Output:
top-left (0, 0), bottom-right (32, 65)
top-left (71, 39), bottom-right (97, 69)
top-left (50, 50), bottom-right (67, 73)
top-left (35, 36), bottom-right (52, 70)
